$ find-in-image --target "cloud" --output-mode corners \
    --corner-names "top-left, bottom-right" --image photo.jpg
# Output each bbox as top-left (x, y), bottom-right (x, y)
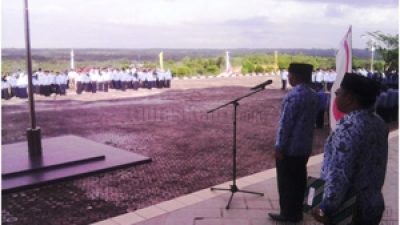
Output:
top-left (325, 5), bottom-right (346, 18)
top-left (292, 0), bottom-right (398, 7)
top-left (1, 0), bottom-right (398, 49)
top-left (224, 17), bottom-right (272, 28)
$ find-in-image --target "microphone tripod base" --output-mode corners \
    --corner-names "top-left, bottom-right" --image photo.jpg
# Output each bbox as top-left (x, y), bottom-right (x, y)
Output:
top-left (210, 184), bottom-right (264, 209)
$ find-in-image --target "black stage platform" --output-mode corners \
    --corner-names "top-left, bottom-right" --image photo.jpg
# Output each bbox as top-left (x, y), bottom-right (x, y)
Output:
top-left (2, 135), bottom-right (151, 193)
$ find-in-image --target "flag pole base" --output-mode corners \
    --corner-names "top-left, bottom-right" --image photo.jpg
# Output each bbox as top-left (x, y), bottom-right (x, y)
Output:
top-left (27, 127), bottom-right (42, 157)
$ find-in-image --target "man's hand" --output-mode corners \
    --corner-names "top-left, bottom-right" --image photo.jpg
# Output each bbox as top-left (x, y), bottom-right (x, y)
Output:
top-left (274, 151), bottom-right (285, 160)
top-left (311, 207), bottom-right (329, 224)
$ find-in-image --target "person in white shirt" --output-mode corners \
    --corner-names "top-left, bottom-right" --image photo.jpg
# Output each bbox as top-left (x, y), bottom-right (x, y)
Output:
top-left (141, 69), bottom-right (149, 89)
top-left (75, 71), bottom-right (84, 94)
top-left (16, 72), bottom-right (28, 98)
top-left (89, 68), bottom-right (99, 93)
top-left (48, 71), bottom-right (57, 95)
top-left (56, 71), bottom-right (68, 95)
top-left (132, 70), bottom-right (139, 90)
top-left (67, 69), bottom-right (78, 90)
top-left (326, 69), bottom-right (336, 91)
top-left (2, 76), bottom-right (11, 100)
top-left (111, 69), bottom-right (118, 89)
top-left (97, 69), bottom-right (105, 92)
top-left (280, 69), bottom-right (288, 90)
top-left (127, 69), bottom-right (134, 89)
top-left (6, 73), bottom-right (17, 97)
top-left (82, 71), bottom-right (91, 92)
top-left (315, 68), bottom-right (324, 91)
top-left (157, 70), bottom-right (165, 88)
top-left (137, 69), bottom-right (145, 88)
top-left (165, 69), bottom-right (172, 88)
top-left (33, 69), bottom-right (42, 94)
top-left (149, 69), bottom-right (157, 89)
top-left (103, 68), bottom-right (112, 92)
top-left (41, 71), bottom-right (52, 96)
top-left (120, 68), bottom-right (129, 91)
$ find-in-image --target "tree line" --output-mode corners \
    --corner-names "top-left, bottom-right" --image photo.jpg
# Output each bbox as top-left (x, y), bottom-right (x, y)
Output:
top-left (2, 32), bottom-right (397, 77)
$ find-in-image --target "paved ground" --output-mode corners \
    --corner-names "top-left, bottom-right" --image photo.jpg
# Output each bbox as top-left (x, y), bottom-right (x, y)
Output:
top-left (1, 75), bottom-right (398, 225)
top-left (92, 131), bottom-right (399, 225)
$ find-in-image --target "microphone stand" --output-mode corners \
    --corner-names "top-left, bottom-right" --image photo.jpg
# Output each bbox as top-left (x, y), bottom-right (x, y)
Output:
top-left (208, 87), bottom-right (266, 209)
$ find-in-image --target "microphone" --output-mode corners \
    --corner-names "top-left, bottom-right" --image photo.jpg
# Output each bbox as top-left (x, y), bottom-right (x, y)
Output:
top-left (250, 80), bottom-right (273, 90)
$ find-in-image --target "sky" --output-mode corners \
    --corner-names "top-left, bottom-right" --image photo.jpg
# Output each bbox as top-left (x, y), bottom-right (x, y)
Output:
top-left (1, 0), bottom-right (398, 49)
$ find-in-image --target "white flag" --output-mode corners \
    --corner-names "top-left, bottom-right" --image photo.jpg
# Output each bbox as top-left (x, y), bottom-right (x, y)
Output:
top-left (159, 51), bottom-right (164, 70)
top-left (329, 26), bottom-right (352, 130)
top-left (70, 49), bottom-right (75, 69)
top-left (225, 51), bottom-right (232, 73)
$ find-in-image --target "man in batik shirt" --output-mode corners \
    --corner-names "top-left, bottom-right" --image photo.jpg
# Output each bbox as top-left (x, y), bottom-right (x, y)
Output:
top-left (312, 73), bottom-right (388, 225)
top-left (269, 63), bottom-right (319, 223)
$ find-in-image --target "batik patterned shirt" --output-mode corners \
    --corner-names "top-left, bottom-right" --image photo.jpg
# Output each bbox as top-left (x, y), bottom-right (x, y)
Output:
top-left (320, 109), bottom-right (388, 221)
top-left (275, 83), bottom-right (319, 156)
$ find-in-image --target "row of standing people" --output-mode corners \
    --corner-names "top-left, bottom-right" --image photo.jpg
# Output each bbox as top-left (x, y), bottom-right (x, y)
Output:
top-left (281, 68), bottom-right (399, 92)
top-left (1, 67), bottom-right (173, 99)
top-left (281, 68), bottom-right (337, 92)
top-left (280, 68), bottom-right (398, 129)
top-left (68, 68), bottom-right (172, 94)
top-left (1, 70), bottom-right (68, 99)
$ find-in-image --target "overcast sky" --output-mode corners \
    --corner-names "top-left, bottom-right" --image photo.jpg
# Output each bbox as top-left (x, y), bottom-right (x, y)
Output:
top-left (1, 0), bottom-right (398, 49)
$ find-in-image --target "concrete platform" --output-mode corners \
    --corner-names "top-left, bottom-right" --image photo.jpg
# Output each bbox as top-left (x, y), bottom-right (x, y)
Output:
top-left (2, 135), bottom-right (151, 193)
top-left (91, 130), bottom-right (398, 225)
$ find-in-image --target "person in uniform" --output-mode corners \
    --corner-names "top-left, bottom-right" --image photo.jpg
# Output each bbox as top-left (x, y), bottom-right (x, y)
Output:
top-left (138, 69), bottom-right (145, 88)
top-left (269, 63), bottom-right (319, 223)
top-left (115, 68), bottom-right (122, 90)
top-left (48, 71), bottom-right (57, 95)
top-left (326, 69), bottom-right (336, 91)
top-left (56, 71), bottom-right (68, 95)
top-left (165, 69), bottom-right (172, 88)
top-left (316, 85), bottom-right (328, 128)
top-left (1, 76), bottom-right (11, 100)
top-left (75, 71), bottom-right (84, 95)
top-left (103, 68), bottom-right (112, 92)
top-left (280, 69), bottom-right (288, 90)
top-left (89, 68), bottom-right (98, 93)
top-left (315, 68), bottom-right (324, 91)
top-left (97, 69), bottom-right (105, 92)
top-left (83, 70), bottom-right (91, 92)
top-left (33, 69), bottom-right (41, 94)
top-left (312, 73), bottom-right (388, 225)
top-left (6, 73), bottom-right (17, 98)
top-left (120, 68), bottom-right (128, 91)
top-left (16, 72), bottom-right (28, 98)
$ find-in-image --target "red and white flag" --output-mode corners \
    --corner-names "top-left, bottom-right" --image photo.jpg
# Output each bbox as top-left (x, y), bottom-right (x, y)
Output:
top-left (329, 26), bottom-right (352, 130)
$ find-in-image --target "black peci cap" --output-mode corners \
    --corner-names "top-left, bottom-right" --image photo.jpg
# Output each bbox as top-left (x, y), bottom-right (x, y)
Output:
top-left (341, 73), bottom-right (380, 107)
top-left (288, 63), bottom-right (313, 77)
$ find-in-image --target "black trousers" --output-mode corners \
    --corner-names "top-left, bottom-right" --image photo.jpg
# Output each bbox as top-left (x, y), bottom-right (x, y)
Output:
top-left (281, 80), bottom-right (287, 90)
top-left (276, 155), bottom-right (308, 218)
top-left (316, 110), bottom-right (325, 128)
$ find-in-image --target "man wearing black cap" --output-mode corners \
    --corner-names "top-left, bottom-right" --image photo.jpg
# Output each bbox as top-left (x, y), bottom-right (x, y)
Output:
top-left (269, 63), bottom-right (319, 222)
top-left (312, 73), bottom-right (388, 225)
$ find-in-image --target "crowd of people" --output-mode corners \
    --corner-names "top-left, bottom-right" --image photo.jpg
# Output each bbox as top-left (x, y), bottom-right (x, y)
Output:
top-left (280, 68), bottom-right (399, 126)
top-left (280, 68), bottom-right (338, 92)
top-left (1, 67), bottom-right (173, 100)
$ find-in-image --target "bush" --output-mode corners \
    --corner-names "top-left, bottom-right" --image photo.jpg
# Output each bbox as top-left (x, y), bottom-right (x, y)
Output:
top-left (254, 65), bottom-right (264, 73)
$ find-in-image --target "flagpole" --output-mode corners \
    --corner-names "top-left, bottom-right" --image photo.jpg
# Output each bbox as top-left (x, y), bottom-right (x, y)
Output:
top-left (70, 49), bottom-right (75, 69)
top-left (24, 0), bottom-right (42, 156)
top-left (159, 51), bottom-right (164, 70)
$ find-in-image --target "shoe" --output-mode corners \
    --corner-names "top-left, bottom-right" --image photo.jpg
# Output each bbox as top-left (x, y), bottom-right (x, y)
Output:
top-left (268, 213), bottom-right (302, 223)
